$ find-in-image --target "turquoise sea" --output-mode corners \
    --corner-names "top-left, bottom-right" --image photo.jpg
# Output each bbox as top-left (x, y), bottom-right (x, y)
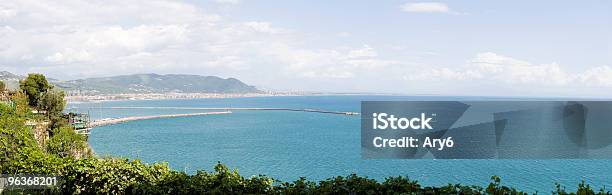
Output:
top-left (68, 96), bottom-right (612, 192)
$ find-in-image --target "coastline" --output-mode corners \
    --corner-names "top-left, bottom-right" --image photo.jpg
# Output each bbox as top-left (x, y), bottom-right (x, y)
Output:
top-left (65, 92), bottom-right (284, 103)
top-left (65, 93), bottom-right (612, 104)
top-left (65, 92), bottom-right (399, 103)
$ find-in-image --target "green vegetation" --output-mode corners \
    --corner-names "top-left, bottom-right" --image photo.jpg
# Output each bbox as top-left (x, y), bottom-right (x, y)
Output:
top-left (54, 73), bottom-right (261, 94)
top-left (11, 90), bottom-right (31, 118)
top-left (37, 88), bottom-right (65, 118)
top-left (38, 88), bottom-right (67, 130)
top-left (19, 73), bottom-right (52, 106)
top-left (1, 74), bottom-right (90, 175)
top-left (0, 80), bottom-right (5, 92)
top-left (1, 73), bottom-right (611, 194)
top-left (46, 127), bottom-right (87, 158)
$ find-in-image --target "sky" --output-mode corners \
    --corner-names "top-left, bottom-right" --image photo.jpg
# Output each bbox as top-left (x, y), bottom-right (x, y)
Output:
top-left (0, 0), bottom-right (611, 96)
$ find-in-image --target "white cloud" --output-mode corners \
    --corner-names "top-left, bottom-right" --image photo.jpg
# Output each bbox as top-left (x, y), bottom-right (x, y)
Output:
top-left (302, 67), bottom-right (354, 79)
top-left (0, 0), bottom-right (261, 78)
top-left (348, 45), bottom-right (377, 58)
top-left (244, 22), bottom-right (286, 34)
top-left (337, 32), bottom-right (351, 37)
top-left (271, 44), bottom-right (398, 79)
top-left (0, 0), bottom-right (402, 92)
top-left (206, 56), bottom-right (249, 70)
top-left (85, 25), bottom-right (189, 51)
top-left (401, 2), bottom-right (450, 13)
top-left (213, 0), bottom-right (240, 5)
top-left (0, 7), bottom-right (17, 19)
top-left (407, 52), bottom-right (612, 87)
top-left (577, 66), bottom-right (612, 86)
top-left (4, 0), bottom-right (600, 95)
top-left (45, 48), bottom-right (92, 63)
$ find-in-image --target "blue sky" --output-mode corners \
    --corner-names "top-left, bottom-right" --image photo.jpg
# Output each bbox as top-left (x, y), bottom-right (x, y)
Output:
top-left (0, 0), bottom-right (610, 96)
top-left (212, 0), bottom-right (609, 68)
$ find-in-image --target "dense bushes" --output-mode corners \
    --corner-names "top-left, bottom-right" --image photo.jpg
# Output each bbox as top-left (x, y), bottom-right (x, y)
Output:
top-left (6, 149), bottom-right (611, 194)
top-left (46, 127), bottom-right (89, 158)
top-left (131, 162), bottom-right (276, 194)
top-left (0, 102), bottom-right (38, 171)
top-left (60, 158), bottom-right (173, 194)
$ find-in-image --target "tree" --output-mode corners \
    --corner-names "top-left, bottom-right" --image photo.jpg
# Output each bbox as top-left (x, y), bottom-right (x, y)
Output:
top-left (38, 89), bottom-right (67, 129)
top-left (10, 90), bottom-right (31, 118)
top-left (19, 73), bottom-right (52, 107)
top-left (37, 89), bottom-right (66, 118)
top-left (0, 80), bottom-right (5, 92)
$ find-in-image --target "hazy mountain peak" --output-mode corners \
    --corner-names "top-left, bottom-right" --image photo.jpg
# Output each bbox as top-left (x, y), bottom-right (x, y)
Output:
top-left (1, 71), bottom-right (261, 95)
top-left (0, 71), bottom-right (22, 80)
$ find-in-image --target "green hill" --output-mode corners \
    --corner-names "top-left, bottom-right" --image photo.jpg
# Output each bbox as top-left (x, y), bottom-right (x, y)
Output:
top-left (0, 71), bottom-right (24, 90)
top-left (1, 72), bottom-right (260, 94)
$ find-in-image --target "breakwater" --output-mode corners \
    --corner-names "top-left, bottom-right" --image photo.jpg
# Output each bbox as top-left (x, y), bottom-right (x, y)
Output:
top-left (89, 111), bottom-right (232, 128)
top-left (87, 107), bottom-right (358, 128)
top-left (99, 107), bottom-right (360, 115)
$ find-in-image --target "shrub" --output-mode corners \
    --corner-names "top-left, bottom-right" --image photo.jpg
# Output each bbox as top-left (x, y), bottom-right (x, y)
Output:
top-left (46, 126), bottom-right (88, 158)
top-left (60, 158), bottom-right (173, 194)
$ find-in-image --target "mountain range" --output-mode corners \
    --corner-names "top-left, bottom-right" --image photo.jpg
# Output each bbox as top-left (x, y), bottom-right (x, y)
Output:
top-left (0, 71), bottom-right (260, 94)
top-left (0, 71), bottom-right (23, 90)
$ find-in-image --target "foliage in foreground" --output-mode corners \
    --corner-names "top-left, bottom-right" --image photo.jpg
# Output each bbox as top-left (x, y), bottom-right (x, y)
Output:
top-left (4, 154), bottom-right (611, 194)
top-left (46, 126), bottom-right (88, 158)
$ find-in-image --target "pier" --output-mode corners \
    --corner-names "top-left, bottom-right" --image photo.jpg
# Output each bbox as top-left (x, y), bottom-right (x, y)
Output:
top-left (98, 107), bottom-right (360, 115)
top-left (89, 111), bottom-right (232, 128)
top-left (86, 107), bottom-right (358, 128)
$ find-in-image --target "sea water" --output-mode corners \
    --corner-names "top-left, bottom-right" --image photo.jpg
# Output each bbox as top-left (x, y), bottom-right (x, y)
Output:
top-left (68, 96), bottom-right (612, 192)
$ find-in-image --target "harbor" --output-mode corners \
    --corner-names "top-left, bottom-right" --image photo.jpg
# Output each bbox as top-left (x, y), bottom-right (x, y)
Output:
top-left (66, 106), bottom-right (359, 132)
top-left (98, 106), bottom-right (360, 115)
top-left (89, 111), bottom-right (232, 128)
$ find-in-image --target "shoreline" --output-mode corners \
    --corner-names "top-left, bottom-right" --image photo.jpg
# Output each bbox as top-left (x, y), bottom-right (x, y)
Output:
top-left (65, 93), bottom-right (398, 103)
top-left (66, 93), bottom-right (285, 103)
top-left (66, 93), bottom-right (612, 104)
